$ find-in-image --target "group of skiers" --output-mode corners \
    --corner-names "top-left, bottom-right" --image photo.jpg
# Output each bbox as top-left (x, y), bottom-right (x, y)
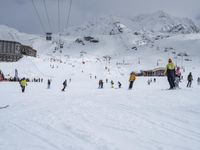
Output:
top-left (98, 79), bottom-right (122, 89)
top-left (147, 78), bottom-right (156, 85)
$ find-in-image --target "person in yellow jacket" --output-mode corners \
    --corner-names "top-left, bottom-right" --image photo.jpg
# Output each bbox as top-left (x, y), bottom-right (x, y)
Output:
top-left (20, 78), bottom-right (27, 93)
top-left (129, 72), bottom-right (136, 89)
top-left (164, 58), bottom-right (176, 89)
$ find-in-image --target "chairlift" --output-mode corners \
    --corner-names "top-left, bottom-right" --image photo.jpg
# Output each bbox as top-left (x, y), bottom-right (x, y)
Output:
top-left (46, 32), bottom-right (52, 41)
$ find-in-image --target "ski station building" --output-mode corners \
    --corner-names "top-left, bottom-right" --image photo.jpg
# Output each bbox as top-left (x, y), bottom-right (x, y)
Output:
top-left (0, 40), bottom-right (37, 62)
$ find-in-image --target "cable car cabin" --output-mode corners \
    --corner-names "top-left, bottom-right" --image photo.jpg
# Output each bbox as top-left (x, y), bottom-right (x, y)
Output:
top-left (46, 32), bottom-right (52, 41)
top-left (60, 43), bottom-right (64, 49)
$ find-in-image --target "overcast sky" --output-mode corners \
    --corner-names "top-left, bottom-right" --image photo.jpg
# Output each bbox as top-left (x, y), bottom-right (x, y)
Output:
top-left (0, 0), bottom-right (200, 34)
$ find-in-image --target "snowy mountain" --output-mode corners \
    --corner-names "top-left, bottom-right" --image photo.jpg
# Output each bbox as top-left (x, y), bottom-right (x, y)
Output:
top-left (68, 11), bottom-right (199, 36)
top-left (130, 11), bottom-right (200, 34)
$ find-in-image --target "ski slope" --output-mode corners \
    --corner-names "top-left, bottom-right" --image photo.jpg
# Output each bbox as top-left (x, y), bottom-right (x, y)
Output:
top-left (1, 11), bottom-right (200, 150)
top-left (0, 75), bottom-right (200, 150)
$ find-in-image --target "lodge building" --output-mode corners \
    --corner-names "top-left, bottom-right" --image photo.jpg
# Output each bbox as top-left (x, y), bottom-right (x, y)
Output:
top-left (0, 40), bottom-right (37, 62)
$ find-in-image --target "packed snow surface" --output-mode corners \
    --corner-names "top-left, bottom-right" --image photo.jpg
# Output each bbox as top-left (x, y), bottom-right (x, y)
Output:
top-left (0, 75), bottom-right (200, 150)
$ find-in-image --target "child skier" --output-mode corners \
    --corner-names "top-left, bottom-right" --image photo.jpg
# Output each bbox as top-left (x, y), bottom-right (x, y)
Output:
top-left (175, 67), bottom-right (181, 88)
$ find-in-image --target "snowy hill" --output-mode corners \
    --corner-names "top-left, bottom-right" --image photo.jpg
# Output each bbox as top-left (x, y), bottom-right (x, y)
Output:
top-left (130, 11), bottom-right (200, 34)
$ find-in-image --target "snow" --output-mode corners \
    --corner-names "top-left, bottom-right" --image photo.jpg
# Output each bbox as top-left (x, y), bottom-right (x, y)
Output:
top-left (1, 11), bottom-right (200, 150)
top-left (1, 77), bottom-right (200, 150)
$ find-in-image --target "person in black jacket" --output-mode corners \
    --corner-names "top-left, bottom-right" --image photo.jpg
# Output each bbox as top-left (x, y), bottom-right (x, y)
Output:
top-left (47, 79), bottom-right (51, 89)
top-left (187, 72), bottom-right (193, 88)
top-left (62, 79), bottom-right (67, 91)
top-left (118, 81), bottom-right (121, 88)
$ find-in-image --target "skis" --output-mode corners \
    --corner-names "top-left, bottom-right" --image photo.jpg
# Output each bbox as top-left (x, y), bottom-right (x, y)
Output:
top-left (161, 87), bottom-right (181, 91)
top-left (0, 105), bottom-right (9, 109)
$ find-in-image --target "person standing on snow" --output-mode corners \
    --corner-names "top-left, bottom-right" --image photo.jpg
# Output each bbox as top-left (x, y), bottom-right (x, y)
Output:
top-left (62, 79), bottom-right (67, 91)
top-left (20, 78), bottom-right (27, 93)
top-left (47, 79), bottom-right (51, 89)
top-left (197, 77), bottom-right (200, 85)
top-left (118, 81), bottom-right (122, 88)
top-left (111, 80), bottom-right (114, 88)
top-left (175, 67), bottom-right (181, 88)
top-left (164, 58), bottom-right (175, 89)
top-left (187, 72), bottom-right (193, 88)
top-left (98, 80), bottom-right (103, 89)
top-left (129, 72), bottom-right (136, 89)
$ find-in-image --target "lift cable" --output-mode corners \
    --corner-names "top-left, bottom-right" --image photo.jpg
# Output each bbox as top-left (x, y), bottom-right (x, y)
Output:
top-left (31, 0), bottom-right (46, 33)
top-left (43, 0), bottom-right (52, 32)
top-left (58, 0), bottom-right (61, 33)
top-left (65, 0), bottom-right (73, 31)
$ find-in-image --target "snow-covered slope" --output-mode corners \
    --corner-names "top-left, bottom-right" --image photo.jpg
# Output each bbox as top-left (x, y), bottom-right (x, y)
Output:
top-left (0, 11), bottom-right (200, 150)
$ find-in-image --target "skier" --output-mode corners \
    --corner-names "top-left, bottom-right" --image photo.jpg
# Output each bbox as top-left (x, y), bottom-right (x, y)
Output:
top-left (129, 72), bottom-right (136, 89)
top-left (164, 58), bottom-right (175, 89)
top-left (62, 79), bottom-right (67, 91)
top-left (175, 67), bottom-right (181, 88)
top-left (47, 79), bottom-right (51, 89)
top-left (118, 81), bottom-right (121, 88)
top-left (147, 79), bottom-right (151, 85)
top-left (106, 78), bottom-right (108, 83)
top-left (187, 72), bottom-right (193, 88)
top-left (98, 80), bottom-right (103, 89)
top-left (111, 80), bottom-right (114, 88)
top-left (197, 77), bottom-right (200, 85)
top-left (20, 78), bottom-right (27, 93)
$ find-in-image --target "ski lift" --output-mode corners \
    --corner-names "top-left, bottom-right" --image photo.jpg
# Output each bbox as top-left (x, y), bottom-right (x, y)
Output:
top-left (60, 42), bottom-right (64, 49)
top-left (46, 32), bottom-right (52, 41)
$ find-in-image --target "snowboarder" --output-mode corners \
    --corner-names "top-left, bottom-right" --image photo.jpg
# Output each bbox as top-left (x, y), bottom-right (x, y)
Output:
top-left (111, 80), bottom-right (114, 88)
top-left (62, 79), bottom-right (67, 91)
top-left (187, 72), bottom-right (193, 88)
top-left (20, 78), bottom-right (27, 93)
top-left (154, 78), bottom-right (156, 82)
top-left (118, 81), bottom-right (121, 88)
top-left (129, 72), bottom-right (136, 89)
top-left (164, 58), bottom-right (175, 89)
top-left (47, 79), bottom-right (51, 89)
top-left (197, 77), bottom-right (200, 85)
top-left (175, 67), bottom-right (181, 88)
